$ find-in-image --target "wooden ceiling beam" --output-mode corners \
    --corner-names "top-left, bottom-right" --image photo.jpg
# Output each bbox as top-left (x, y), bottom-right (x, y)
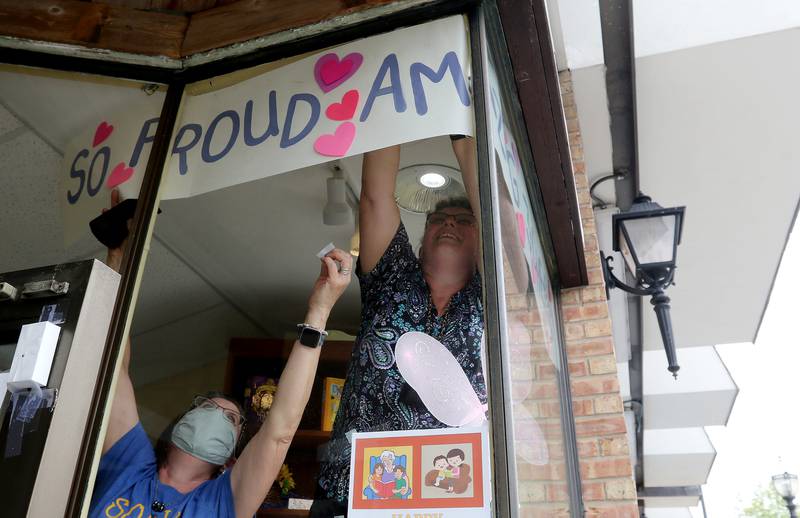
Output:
top-left (0, 0), bottom-right (188, 58)
top-left (182, 0), bottom-right (397, 56)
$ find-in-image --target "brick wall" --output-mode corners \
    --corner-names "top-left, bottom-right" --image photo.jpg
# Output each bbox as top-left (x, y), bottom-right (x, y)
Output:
top-left (558, 70), bottom-right (639, 517)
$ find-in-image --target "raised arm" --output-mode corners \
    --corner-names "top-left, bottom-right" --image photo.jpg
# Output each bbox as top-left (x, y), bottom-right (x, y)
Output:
top-left (101, 189), bottom-right (140, 453)
top-left (231, 249), bottom-right (353, 518)
top-left (451, 136), bottom-right (483, 276)
top-left (359, 145), bottom-right (401, 273)
top-left (451, 137), bottom-right (480, 223)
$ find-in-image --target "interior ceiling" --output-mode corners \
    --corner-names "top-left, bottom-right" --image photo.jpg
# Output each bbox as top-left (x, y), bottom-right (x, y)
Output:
top-left (88, 0), bottom-right (232, 15)
top-left (0, 66), bottom-right (460, 386)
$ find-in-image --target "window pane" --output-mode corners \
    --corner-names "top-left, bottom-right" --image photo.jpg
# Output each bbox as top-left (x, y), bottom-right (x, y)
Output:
top-left (0, 65), bottom-right (163, 516)
top-left (485, 47), bottom-right (574, 517)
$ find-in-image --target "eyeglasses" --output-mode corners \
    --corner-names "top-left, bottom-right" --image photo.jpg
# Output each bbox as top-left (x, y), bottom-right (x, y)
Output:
top-left (192, 395), bottom-right (246, 426)
top-left (426, 212), bottom-right (476, 227)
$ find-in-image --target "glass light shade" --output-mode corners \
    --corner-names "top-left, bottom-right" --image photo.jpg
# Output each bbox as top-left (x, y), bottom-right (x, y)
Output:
top-left (395, 164), bottom-right (465, 213)
top-left (612, 195), bottom-right (685, 283)
top-left (419, 172), bottom-right (447, 188)
top-left (618, 213), bottom-right (678, 273)
top-left (773, 472), bottom-right (799, 499)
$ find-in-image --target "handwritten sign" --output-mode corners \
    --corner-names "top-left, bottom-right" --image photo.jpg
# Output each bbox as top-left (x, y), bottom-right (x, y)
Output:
top-left (60, 15), bottom-right (473, 244)
top-left (348, 426), bottom-right (491, 518)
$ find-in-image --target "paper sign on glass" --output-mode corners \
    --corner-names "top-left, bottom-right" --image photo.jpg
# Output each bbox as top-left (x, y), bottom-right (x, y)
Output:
top-left (347, 426), bottom-right (491, 518)
top-left (60, 15), bottom-right (473, 245)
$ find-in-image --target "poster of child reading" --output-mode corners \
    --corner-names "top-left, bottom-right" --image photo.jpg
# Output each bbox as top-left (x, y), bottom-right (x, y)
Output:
top-left (348, 427), bottom-right (490, 518)
top-left (361, 446), bottom-right (414, 500)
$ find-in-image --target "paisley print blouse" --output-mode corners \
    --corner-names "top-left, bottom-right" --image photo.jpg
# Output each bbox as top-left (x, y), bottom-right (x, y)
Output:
top-left (316, 223), bottom-right (486, 502)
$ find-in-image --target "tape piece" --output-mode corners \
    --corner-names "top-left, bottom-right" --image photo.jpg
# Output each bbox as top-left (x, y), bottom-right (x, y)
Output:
top-left (317, 242), bottom-right (335, 259)
top-left (4, 388), bottom-right (56, 458)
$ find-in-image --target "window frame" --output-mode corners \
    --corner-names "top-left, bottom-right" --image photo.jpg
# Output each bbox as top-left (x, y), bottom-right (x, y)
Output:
top-left (0, 1), bottom-right (582, 515)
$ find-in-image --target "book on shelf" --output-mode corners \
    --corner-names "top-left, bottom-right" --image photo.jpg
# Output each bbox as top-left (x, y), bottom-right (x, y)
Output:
top-left (321, 377), bottom-right (345, 432)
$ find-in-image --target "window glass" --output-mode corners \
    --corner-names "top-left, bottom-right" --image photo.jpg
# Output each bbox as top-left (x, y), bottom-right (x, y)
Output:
top-left (90, 15), bottom-right (495, 518)
top-left (0, 65), bottom-right (162, 516)
top-left (485, 44), bottom-right (574, 517)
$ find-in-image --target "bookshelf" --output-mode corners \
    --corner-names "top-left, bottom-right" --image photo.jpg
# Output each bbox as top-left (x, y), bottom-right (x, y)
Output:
top-left (225, 337), bottom-right (352, 514)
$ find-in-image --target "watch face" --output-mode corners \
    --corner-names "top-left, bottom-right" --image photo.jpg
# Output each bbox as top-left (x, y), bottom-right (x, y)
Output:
top-left (299, 327), bottom-right (322, 347)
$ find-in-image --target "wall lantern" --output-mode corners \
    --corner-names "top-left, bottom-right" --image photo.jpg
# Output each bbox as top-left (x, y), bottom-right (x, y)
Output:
top-left (772, 472), bottom-right (799, 518)
top-left (601, 194), bottom-right (686, 378)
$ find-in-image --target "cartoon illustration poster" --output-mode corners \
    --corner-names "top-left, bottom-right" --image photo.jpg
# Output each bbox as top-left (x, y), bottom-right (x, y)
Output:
top-left (348, 426), bottom-right (491, 518)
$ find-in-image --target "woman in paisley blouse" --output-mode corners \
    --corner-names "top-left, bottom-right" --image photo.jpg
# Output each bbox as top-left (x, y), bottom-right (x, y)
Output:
top-left (311, 137), bottom-right (486, 517)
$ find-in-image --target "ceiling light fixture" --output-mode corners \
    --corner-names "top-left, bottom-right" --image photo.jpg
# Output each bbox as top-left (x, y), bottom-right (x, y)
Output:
top-left (419, 172), bottom-right (448, 188)
top-left (395, 164), bottom-right (465, 214)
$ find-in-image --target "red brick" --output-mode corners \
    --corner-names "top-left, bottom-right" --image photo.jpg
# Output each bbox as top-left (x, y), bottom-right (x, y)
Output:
top-left (585, 252), bottom-right (602, 269)
top-left (531, 383), bottom-right (559, 399)
top-left (574, 416), bottom-right (628, 437)
top-left (518, 481), bottom-right (547, 502)
top-left (547, 482), bottom-right (570, 502)
top-left (582, 286), bottom-right (606, 302)
top-left (565, 323), bottom-right (585, 340)
top-left (599, 436), bottom-right (630, 457)
top-left (585, 319), bottom-right (612, 338)
top-left (587, 267), bottom-right (605, 286)
top-left (588, 355), bottom-right (618, 375)
top-left (583, 232), bottom-right (598, 252)
top-left (594, 394), bottom-right (624, 414)
top-left (582, 481), bottom-right (606, 501)
top-left (577, 438), bottom-right (599, 457)
top-left (562, 305), bottom-right (583, 322)
top-left (580, 457), bottom-right (634, 479)
top-left (560, 288), bottom-right (581, 305)
top-left (570, 376), bottom-right (619, 396)
top-left (605, 478), bottom-right (637, 500)
top-left (566, 338), bottom-right (615, 358)
top-left (569, 360), bottom-right (588, 377)
top-left (571, 399), bottom-right (594, 416)
top-left (584, 504), bottom-right (640, 518)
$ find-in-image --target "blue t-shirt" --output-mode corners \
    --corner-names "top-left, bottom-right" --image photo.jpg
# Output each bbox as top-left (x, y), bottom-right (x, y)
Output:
top-left (90, 423), bottom-right (235, 518)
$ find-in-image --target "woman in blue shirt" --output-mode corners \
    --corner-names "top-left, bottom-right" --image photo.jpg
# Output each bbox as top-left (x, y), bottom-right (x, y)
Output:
top-left (90, 190), bottom-right (353, 518)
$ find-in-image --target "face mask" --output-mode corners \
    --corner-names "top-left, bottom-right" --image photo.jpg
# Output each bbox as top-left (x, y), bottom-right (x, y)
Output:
top-left (171, 406), bottom-right (236, 465)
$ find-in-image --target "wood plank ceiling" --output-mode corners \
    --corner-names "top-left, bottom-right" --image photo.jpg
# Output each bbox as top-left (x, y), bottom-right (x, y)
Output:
top-left (0, 0), bottom-right (397, 58)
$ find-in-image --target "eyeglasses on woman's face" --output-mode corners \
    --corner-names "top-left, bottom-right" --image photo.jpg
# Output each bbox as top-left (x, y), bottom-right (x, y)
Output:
top-left (192, 395), bottom-right (246, 426)
top-left (425, 212), bottom-right (476, 227)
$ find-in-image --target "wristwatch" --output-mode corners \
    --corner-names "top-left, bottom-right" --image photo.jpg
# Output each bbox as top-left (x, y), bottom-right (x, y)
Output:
top-left (297, 323), bottom-right (328, 348)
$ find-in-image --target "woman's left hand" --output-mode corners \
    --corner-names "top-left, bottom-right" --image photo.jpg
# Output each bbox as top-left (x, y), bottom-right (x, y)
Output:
top-left (307, 248), bottom-right (353, 322)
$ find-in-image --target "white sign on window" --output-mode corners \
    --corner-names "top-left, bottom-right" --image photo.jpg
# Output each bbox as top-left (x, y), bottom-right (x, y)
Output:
top-left (60, 15), bottom-right (474, 244)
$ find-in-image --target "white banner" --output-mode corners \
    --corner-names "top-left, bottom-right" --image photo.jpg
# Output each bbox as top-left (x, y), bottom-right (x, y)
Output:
top-left (60, 15), bottom-right (474, 244)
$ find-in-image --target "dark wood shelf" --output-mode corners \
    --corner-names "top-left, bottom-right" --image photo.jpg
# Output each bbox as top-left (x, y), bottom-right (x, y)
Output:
top-left (292, 429), bottom-right (331, 448)
top-left (227, 337), bottom-right (349, 511)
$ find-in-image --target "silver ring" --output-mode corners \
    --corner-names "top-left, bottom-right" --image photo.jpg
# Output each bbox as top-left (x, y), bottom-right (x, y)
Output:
top-left (340, 268), bottom-right (352, 275)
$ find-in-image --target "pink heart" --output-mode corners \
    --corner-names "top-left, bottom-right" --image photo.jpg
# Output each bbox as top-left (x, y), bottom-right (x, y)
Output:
top-left (516, 211), bottom-right (527, 247)
top-left (314, 53), bottom-right (363, 93)
top-left (325, 90), bottom-right (359, 121)
top-left (93, 121), bottom-right (114, 147)
top-left (314, 122), bottom-right (356, 157)
top-left (107, 162), bottom-right (135, 189)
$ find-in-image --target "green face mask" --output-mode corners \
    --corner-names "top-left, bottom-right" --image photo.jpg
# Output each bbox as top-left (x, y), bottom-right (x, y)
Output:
top-left (171, 406), bottom-right (236, 465)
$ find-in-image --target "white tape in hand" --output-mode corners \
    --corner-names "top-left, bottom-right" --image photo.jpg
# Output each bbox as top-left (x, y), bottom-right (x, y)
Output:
top-left (317, 242), bottom-right (335, 259)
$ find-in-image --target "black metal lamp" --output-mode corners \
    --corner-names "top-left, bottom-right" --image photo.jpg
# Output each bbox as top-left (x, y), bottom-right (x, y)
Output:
top-left (601, 194), bottom-right (685, 378)
top-left (773, 472), bottom-right (799, 518)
